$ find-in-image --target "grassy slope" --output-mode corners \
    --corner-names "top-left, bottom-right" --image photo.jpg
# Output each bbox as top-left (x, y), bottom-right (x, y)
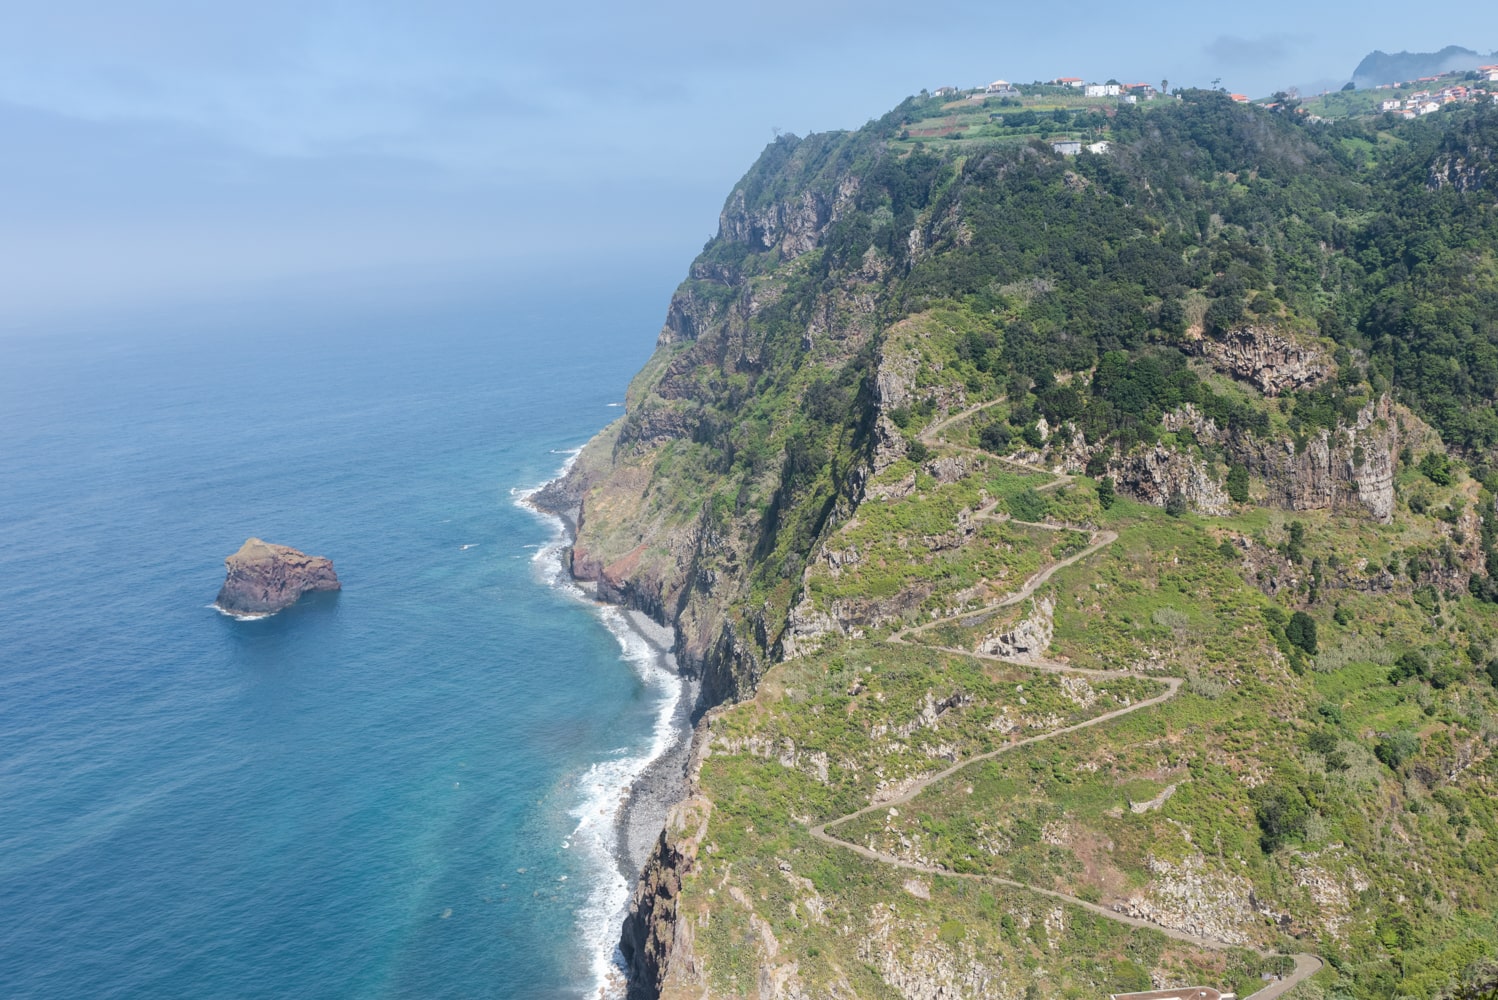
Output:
top-left (674, 414), bottom-right (1498, 999)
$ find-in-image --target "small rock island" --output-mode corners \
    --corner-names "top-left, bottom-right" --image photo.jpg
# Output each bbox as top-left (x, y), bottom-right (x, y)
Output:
top-left (215, 538), bottom-right (340, 617)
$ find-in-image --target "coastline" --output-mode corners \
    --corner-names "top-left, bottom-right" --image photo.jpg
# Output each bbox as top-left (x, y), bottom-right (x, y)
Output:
top-left (515, 452), bottom-right (695, 998)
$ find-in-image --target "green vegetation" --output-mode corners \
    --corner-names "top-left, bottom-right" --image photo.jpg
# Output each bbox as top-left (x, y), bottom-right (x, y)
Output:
top-left (573, 91), bottom-right (1498, 1000)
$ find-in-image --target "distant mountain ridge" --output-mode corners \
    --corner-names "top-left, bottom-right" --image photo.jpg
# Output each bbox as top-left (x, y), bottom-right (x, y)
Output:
top-left (1352, 45), bottom-right (1496, 87)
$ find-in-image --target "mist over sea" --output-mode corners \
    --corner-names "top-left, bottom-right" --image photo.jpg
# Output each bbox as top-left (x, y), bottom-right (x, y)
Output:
top-left (0, 273), bottom-right (675, 999)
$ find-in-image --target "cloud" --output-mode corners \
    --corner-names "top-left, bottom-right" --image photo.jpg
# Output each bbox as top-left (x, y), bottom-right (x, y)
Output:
top-left (1204, 33), bottom-right (1301, 66)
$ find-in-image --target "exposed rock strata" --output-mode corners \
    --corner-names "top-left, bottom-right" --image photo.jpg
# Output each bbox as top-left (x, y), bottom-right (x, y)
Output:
top-left (1164, 395), bottom-right (1411, 522)
top-left (1110, 444), bottom-right (1231, 515)
top-left (978, 596), bottom-right (1055, 661)
top-left (214, 538), bottom-right (340, 616)
top-left (1190, 325), bottom-right (1331, 396)
top-left (620, 797), bottom-right (713, 1000)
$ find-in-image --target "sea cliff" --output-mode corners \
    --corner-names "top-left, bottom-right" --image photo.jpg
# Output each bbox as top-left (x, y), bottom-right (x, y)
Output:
top-left (537, 93), bottom-right (1498, 998)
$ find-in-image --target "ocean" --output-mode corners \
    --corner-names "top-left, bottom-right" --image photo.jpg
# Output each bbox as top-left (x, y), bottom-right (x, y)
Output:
top-left (0, 273), bottom-right (681, 999)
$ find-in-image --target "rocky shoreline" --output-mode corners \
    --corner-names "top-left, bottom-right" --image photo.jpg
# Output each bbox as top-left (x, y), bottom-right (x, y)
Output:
top-left (523, 474), bottom-right (699, 980)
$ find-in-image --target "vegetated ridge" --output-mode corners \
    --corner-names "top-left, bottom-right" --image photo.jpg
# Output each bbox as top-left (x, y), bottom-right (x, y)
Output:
top-left (535, 91), bottom-right (1498, 999)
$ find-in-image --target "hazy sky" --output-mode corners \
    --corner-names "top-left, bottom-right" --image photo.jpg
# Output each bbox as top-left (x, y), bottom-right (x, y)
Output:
top-left (2, 2), bottom-right (1494, 329)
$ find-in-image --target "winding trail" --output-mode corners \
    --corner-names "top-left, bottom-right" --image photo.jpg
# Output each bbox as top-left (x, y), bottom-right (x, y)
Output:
top-left (807, 405), bottom-right (1322, 998)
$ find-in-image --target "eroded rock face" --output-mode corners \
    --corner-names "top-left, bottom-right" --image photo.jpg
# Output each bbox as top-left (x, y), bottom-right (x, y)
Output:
top-left (978, 596), bottom-right (1055, 661)
top-left (1192, 325), bottom-right (1331, 396)
top-left (214, 538), bottom-right (340, 616)
top-left (622, 797), bottom-right (713, 999)
top-left (1111, 444), bottom-right (1231, 515)
top-left (1165, 395), bottom-right (1407, 523)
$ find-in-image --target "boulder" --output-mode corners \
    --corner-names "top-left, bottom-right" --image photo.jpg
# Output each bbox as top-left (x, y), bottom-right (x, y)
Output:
top-left (215, 538), bottom-right (340, 616)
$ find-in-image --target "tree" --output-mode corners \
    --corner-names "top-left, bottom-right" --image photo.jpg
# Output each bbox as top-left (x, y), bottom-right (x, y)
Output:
top-left (1251, 782), bottom-right (1311, 852)
top-left (1287, 611), bottom-right (1318, 655)
top-left (979, 421), bottom-right (1011, 453)
top-left (1165, 490), bottom-right (1187, 517)
top-left (1389, 650), bottom-right (1429, 683)
top-left (1225, 464), bottom-right (1250, 503)
top-left (1097, 476), bottom-right (1116, 510)
top-left (1286, 521), bottom-right (1305, 564)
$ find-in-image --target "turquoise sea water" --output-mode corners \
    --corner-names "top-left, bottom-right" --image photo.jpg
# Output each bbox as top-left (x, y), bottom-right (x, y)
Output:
top-left (0, 277), bottom-right (675, 999)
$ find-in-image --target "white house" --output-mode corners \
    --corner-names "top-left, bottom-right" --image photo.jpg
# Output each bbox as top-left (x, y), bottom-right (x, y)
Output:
top-left (1419, 101), bottom-right (1441, 115)
top-left (1085, 83), bottom-right (1122, 97)
top-left (1051, 140), bottom-right (1083, 156)
top-left (986, 79), bottom-right (1020, 96)
top-left (1380, 99), bottom-right (1402, 112)
top-left (933, 86), bottom-right (959, 97)
top-left (1087, 141), bottom-right (1111, 154)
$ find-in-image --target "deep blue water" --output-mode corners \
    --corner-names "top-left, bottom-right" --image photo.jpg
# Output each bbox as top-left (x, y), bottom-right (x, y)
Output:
top-left (0, 276), bottom-right (675, 999)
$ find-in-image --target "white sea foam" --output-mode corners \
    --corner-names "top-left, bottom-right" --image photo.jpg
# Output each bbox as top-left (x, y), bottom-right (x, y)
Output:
top-left (566, 605), bottom-right (682, 998)
top-left (207, 603), bottom-right (271, 621)
top-left (514, 446), bottom-right (684, 999)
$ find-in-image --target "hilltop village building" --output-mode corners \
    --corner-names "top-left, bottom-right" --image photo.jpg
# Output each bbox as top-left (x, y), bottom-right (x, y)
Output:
top-left (1370, 68), bottom-right (1498, 115)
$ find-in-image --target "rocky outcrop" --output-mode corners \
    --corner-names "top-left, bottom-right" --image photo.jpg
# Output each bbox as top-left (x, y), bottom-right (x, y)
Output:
top-left (978, 596), bottom-right (1055, 661)
top-left (717, 173), bottom-right (859, 261)
top-left (1165, 395), bottom-right (1406, 522)
top-left (1117, 853), bottom-right (1258, 946)
top-left (214, 538), bottom-right (340, 616)
top-left (621, 796), bottom-right (712, 999)
top-left (1191, 325), bottom-right (1331, 396)
top-left (1111, 444), bottom-right (1231, 515)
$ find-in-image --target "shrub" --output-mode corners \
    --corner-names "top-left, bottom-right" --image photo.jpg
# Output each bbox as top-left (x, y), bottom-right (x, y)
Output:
top-left (1252, 782), bottom-right (1311, 852)
top-left (1420, 451), bottom-right (1454, 486)
top-left (1111, 960), bottom-right (1152, 992)
top-left (1006, 488), bottom-right (1049, 522)
top-left (938, 920), bottom-right (966, 944)
top-left (1219, 539), bottom-right (1238, 560)
top-left (1375, 731), bottom-right (1419, 770)
top-left (979, 420), bottom-right (1012, 453)
top-left (1165, 490), bottom-right (1187, 517)
top-left (1308, 730), bottom-right (1338, 756)
top-left (1021, 423), bottom-right (1044, 448)
top-left (906, 440), bottom-right (930, 464)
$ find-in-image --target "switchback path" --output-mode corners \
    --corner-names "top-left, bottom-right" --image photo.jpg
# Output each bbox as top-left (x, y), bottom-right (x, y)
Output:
top-left (808, 409), bottom-right (1322, 997)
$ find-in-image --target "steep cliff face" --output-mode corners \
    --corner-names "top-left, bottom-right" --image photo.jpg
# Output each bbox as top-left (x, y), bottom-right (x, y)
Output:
top-left (1163, 395), bottom-right (1413, 522)
top-left (538, 99), bottom-right (1498, 999)
top-left (1110, 444), bottom-right (1232, 514)
top-left (214, 538), bottom-right (340, 616)
top-left (537, 134), bottom-right (887, 713)
top-left (1190, 325), bottom-right (1332, 396)
top-left (619, 797), bottom-right (713, 1000)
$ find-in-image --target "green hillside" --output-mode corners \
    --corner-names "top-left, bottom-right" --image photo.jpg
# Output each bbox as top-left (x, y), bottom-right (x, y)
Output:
top-left (540, 93), bottom-right (1498, 1000)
